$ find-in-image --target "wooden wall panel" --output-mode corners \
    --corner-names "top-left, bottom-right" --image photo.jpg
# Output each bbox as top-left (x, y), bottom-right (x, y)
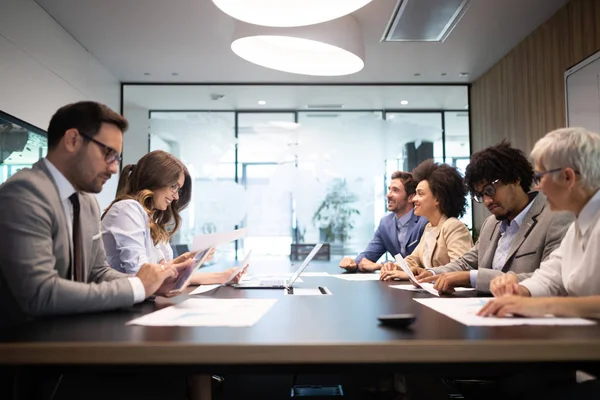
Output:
top-left (470, 0), bottom-right (600, 227)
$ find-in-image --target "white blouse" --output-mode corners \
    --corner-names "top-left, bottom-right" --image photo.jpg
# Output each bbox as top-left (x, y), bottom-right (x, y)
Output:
top-left (102, 199), bottom-right (173, 274)
top-left (520, 189), bottom-right (600, 297)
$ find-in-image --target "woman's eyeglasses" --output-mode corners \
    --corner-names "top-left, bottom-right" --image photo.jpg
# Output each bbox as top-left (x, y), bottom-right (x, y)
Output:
top-left (533, 168), bottom-right (580, 185)
top-left (169, 183), bottom-right (182, 196)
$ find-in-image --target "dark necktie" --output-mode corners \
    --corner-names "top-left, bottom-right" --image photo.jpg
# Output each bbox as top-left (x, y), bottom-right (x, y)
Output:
top-left (68, 193), bottom-right (83, 282)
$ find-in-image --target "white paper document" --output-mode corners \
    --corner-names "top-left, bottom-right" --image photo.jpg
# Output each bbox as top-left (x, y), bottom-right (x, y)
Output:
top-left (414, 297), bottom-right (596, 326)
top-left (393, 254), bottom-right (440, 296)
top-left (331, 273), bottom-right (381, 281)
top-left (301, 272), bottom-right (330, 277)
top-left (390, 285), bottom-right (474, 293)
top-left (189, 284), bottom-right (221, 295)
top-left (241, 274), bottom-right (303, 283)
top-left (191, 228), bottom-right (247, 252)
top-left (127, 298), bottom-right (277, 327)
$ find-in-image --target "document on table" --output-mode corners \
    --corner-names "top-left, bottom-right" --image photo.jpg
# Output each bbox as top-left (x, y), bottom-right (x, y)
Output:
top-left (390, 285), bottom-right (474, 293)
top-left (191, 228), bottom-right (247, 252)
top-left (127, 298), bottom-right (277, 327)
top-left (414, 298), bottom-right (596, 326)
top-left (189, 284), bottom-right (221, 295)
top-left (301, 272), bottom-right (330, 277)
top-left (331, 273), bottom-right (381, 281)
top-left (394, 254), bottom-right (439, 296)
top-left (241, 274), bottom-right (303, 283)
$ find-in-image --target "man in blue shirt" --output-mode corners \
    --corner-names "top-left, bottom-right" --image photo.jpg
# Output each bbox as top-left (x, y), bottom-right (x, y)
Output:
top-left (339, 171), bottom-right (428, 272)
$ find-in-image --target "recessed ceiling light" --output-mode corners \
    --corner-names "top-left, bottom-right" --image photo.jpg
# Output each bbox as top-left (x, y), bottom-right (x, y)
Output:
top-left (400, 100), bottom-right (409, 105)
top-left (212, 0), bottom-right (373, 27)
top-left (231, 17), bottom-right (365, 76)
top-left (258, 100), bottom-right (267, 105)
top-left (143, 72), bottom-right (151, 76)
top-left (459, 72), bottom-right (469, 77)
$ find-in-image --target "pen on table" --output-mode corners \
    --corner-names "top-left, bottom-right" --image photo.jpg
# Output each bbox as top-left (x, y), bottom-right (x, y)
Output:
top-left (318, 286), bottom-right (327, 295)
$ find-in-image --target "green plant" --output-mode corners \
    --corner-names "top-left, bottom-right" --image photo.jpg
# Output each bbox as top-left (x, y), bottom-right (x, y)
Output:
top-left (312, 179), bottom-right (360, 246)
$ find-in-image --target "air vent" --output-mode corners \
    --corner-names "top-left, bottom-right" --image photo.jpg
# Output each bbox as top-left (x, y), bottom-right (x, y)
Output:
top-left (304, 113), bottom-right (340, 118)
top-left (305, 104), bottom-right (344, 109)
top-left (382, 0), bottom-right (470, 42)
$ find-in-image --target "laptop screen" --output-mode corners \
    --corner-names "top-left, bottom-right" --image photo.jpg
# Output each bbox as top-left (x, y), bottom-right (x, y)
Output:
top-left (288, 243), bottom-right (323, 285)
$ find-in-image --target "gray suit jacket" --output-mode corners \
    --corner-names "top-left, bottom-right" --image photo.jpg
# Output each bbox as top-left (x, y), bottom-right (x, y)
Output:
top-left (431, 192), bottom-right (574, 292)
top-left (0, 160), bottom-right (134, 325)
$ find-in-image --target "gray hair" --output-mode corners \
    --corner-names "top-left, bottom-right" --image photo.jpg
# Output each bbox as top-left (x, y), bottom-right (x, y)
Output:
top-left (530, 127), bottom-right (600, 191)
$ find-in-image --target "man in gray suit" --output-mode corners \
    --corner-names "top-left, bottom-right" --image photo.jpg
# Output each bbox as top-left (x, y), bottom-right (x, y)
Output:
top-left (416, 142), bottom-right (573, 294)
top-left (0, 101), bottom-right (188, 326)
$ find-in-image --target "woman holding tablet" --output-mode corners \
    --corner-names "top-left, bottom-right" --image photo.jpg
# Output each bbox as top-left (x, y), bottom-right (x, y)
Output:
top-left (101, 150), bottom-right (244, 287)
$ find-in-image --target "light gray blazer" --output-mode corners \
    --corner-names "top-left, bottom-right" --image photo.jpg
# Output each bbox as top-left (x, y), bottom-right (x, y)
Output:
top-left (431, 193), bottom-right (574, 292)
top-left (0, 160), bottom-right (134, 325)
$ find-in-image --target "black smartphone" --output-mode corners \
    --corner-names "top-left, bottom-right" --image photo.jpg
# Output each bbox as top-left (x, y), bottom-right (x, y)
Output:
top-left (377, 313), bottom-right (416, 328)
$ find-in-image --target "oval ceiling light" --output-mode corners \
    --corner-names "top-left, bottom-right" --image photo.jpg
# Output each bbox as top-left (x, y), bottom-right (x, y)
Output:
top-left (231, 16), bottom-right (365, 76)
top-left (213, 0), bottom-right (372, 27)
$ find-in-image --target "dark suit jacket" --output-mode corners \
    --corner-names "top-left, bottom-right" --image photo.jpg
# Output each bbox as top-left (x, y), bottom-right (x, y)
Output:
top-left (0, 160), bottom-right (134, 325)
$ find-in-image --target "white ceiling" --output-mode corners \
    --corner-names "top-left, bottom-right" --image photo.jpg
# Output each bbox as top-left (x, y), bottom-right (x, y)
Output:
top-left (124, 84), bottom-right (469, 110)
top-left (35, 0), bottom-right (569, 83)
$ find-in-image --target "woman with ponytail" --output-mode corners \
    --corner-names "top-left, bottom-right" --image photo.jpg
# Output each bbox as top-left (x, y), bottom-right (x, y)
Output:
top-left (101, 150), bottom-right (243, 285)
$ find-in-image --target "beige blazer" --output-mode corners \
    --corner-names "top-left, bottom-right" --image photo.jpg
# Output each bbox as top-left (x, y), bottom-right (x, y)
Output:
top-left (405, 216), bottom-right (473, 270)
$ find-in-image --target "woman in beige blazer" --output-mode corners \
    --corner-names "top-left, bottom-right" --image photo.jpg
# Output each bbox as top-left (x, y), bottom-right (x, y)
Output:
top-left (381, 160), bottom-right (473, 280)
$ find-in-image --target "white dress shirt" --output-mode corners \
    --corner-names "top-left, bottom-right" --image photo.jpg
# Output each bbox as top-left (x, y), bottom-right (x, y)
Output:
top-left (520, 189), bottom-right (600, 297)
top-left (469, 199), bottom-right (535, 287)
top-left (102, 199), bottom-right (174, 274)
top-left (43, 158), bottom-right (146, 302)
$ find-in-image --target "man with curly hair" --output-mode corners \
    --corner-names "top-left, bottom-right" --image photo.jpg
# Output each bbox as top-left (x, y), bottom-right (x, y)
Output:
top-left (417, 142), bottom-right (574, 294)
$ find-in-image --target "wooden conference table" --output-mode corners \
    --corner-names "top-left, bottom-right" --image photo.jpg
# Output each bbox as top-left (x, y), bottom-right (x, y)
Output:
top-left (1, 258), bottom-right (600, 376)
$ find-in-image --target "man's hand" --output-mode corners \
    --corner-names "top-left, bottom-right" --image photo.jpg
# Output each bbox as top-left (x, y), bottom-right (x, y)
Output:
top-left (135, 261), bottom-right (180, 298)
top-left (418, 271), bottom-right (471, 294)
top-left (490, 273), bottom-right (527, 297)
top-left (339, 257), bottom-right (358, 271)
top-left (477, 296), bottom-right (549, 318)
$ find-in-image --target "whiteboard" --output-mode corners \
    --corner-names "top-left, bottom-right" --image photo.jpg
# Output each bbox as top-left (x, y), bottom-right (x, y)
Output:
top-left (565, 50), bottom-right (600, 133)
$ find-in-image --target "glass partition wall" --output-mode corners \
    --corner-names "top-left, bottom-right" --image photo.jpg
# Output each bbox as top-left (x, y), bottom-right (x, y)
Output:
top-left (127, 85), bottom-right (471, 262)
top-left (0, 111), bottom-right (47, 185)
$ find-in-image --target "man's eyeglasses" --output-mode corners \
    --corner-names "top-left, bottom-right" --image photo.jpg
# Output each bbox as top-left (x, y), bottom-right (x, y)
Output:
top-left (79, 132), bottom-right (121, 164)
top-left (169, 183), bottom-right (182, 196)
top-left (533, 168), bottom-right (580, 185)
top-left (472, 179), bottom-right (501, 203)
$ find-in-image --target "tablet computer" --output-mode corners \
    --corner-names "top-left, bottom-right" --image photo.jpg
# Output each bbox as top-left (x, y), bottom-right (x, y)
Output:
top-left (168, 247), bottom-right (213, 293)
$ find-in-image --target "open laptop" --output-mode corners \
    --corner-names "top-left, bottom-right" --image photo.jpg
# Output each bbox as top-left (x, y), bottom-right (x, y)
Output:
top-left (234, 243), bottom-right (323, 289)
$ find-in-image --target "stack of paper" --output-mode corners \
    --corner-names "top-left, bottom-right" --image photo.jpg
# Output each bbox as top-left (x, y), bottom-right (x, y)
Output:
top-left (414, 298), bottom-right (595, 326)
top-left (127, 298), bottom-right (277, 327)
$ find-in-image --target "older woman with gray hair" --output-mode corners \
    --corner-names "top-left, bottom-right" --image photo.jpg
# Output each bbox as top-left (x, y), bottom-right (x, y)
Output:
top-left (479, 127), bottom-right (600, 318)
